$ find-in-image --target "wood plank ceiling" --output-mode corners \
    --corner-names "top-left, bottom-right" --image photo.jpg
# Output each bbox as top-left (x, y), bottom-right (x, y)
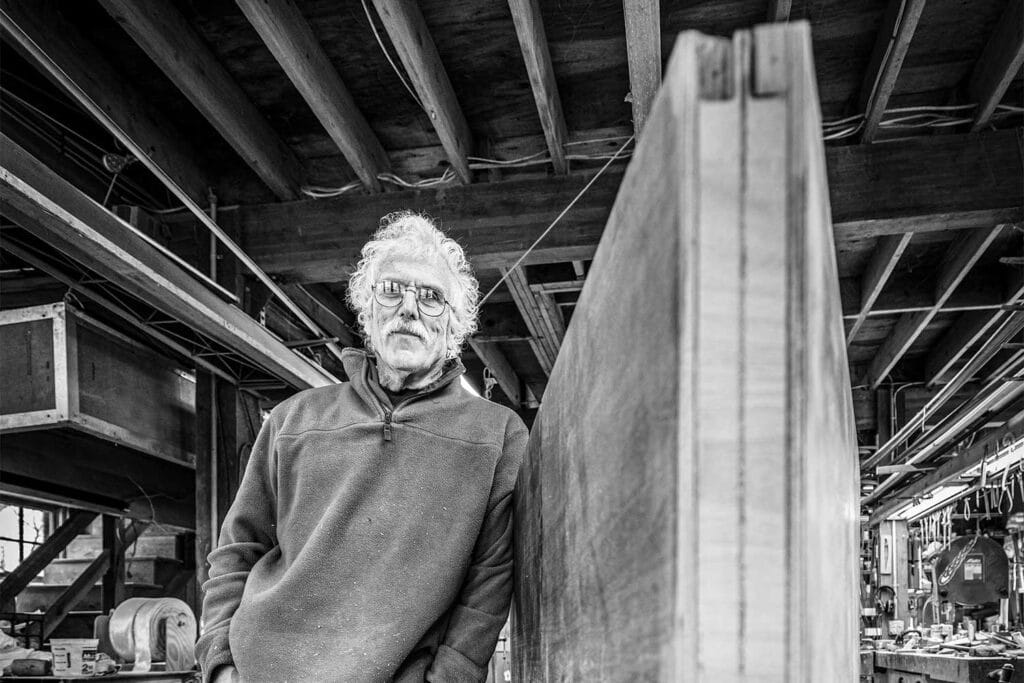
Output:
top-left (0, 0), bottom-right (1022, 517)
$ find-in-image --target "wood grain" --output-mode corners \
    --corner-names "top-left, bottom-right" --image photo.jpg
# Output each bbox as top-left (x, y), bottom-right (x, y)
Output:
top-left (512, 22), bottom-right (858, 680)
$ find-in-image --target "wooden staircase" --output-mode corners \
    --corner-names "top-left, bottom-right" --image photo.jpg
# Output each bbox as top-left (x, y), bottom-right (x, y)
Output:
top-left (3, 513), bottom-right (195, 643)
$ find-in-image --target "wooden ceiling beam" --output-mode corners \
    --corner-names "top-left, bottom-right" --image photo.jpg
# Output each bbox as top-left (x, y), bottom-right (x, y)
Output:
top-left (623, 0), bottom-right (662, 135)
top-left (767, 0), bottom-right (792, 22)
top-left (925, 267), bottom-right (1024, 385)
top-left (857, 0), bottom-right (928, 142)
top-left (229, 129), bottom-right (1022, 283)
top-left (968, 0), bottom-right (1024, 132)
top-left (501, 266), bottom-right (563, 375)
top-left (467, 339), bottom-right (522, 407)
top-left (236, 0), bottom-right (389, 192)
top-left (369, 0), bottom-right (472, 183)
top-left (0, 134), bottom-right (334, 389)
top-left (847, 233), bottom-right (913, 344)
top-left (508, 0), bottom-right (569, 174)
top-left (96, 0), bottom-right (305, 200)
top-left (0, 1), bottom-right (212, 204)
top-left (842, 273), bottom-right (1006, 319)
top-left (865, 225), bottom-right (1004, 388)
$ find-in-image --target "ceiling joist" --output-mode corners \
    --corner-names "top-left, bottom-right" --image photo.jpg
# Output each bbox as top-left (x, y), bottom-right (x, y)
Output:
top-left (865, 225), bottom-right (1004, 388)
top-left (768, 0), bottom-right (792, 22)
top-left (857, 0), bottom-right (928, 142)
top-left (501, 266), bottom-right (563, 376)
top-left (967, 0), bottom-right (1024, 132)
top-left (369, 0), bottom-right (472, 183)
top-left (96, 0), bottom-right (305, 200)
top-left (847, 232), bottom-right (913, 344)
top-left (508, 0), bottom-right (569, 174)
top-left (0, 1), bottom-right (212, 204)
top-left (237, 0), bottom-right (390, 193)
top-left (925, 268), bottom-right (1024, 385)
top-left (623, 0), bottom-right (662, 135)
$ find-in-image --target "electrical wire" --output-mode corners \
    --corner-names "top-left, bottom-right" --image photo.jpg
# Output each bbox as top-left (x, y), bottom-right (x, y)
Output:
top-left (359, 0), bottom-right (424, 112)
top-left (478, 135), bottom-right (635, 306)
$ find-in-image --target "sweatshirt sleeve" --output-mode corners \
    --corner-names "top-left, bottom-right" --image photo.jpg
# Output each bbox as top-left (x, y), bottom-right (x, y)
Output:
top-left (427, 416), bottom-right (528, 682)
top-left (195, 412), bottom-right (280, 682)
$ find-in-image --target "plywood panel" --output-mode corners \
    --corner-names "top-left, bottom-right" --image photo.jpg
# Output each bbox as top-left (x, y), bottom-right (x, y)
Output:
top-left (0, 317), bottom-right (55, 414)
top-left (512, 22), bottom-right (858, 682)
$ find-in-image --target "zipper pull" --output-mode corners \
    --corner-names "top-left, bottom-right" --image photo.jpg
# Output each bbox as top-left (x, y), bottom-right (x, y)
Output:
top-left (383, 409), bottom-right (393, 442)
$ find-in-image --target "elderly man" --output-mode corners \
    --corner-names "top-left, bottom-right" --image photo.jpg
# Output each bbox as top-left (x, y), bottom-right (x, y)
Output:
top-left (196, 212), bottom-right (527, 682)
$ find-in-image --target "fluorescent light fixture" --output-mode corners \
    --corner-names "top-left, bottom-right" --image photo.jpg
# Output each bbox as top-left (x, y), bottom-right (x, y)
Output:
top-left (891, 484), bottom-right (970, 521)
top-left (461, 376), bottom-right (481, 397)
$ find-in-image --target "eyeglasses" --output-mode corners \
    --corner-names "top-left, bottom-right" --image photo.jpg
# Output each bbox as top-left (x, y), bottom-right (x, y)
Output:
top-left (372, 280), bottom-right (449, 317)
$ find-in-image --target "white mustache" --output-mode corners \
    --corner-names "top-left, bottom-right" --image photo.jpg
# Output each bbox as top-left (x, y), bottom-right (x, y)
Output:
top-left (385, 322), bottom-right (427, 341)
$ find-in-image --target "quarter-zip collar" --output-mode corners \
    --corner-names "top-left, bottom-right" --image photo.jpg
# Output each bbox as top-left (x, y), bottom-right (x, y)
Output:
top-left (341, 347), bottom-right (466, 412)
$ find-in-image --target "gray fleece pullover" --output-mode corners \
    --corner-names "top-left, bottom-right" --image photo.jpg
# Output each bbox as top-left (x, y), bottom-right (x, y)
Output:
top-left (196, 348), bottom-right (527, 682)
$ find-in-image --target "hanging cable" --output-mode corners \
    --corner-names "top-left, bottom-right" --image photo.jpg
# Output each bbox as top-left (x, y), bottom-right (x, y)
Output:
top-left (478, 135), bottom-right (635, 306)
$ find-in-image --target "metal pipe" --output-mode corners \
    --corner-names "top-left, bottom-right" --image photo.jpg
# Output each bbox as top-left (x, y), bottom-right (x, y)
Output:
top-left (0, 10), bottom-right (346, 369)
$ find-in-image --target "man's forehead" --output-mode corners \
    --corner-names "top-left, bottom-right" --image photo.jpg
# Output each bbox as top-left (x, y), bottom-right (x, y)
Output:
top-left (378, 256), bottom-right (451, 290)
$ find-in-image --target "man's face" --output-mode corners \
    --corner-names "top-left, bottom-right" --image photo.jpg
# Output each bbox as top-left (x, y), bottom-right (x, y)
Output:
top-left (368, 257), bottom-right (451, 379)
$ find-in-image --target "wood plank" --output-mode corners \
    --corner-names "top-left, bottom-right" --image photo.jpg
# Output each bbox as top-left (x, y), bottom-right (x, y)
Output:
top-left (236, 0), bottom-right (389, 192)
top-left (968, 0), bottom-right (1024, 132)
top-left (0, 134), bottom-right (335, 389)
top-left (866, 226), bottom-right (1003, 388)
top-left (467, 339), bottom-right (521, 406)
top-left (95, 0), bottom-right (305, 200)
top-left (512, 23), bottom-right (857, 680)
top-left (847, 233), bottom-right (913, 344)
top-left (623, 0), bottom-right (662, 135)
top-left (508, 0), bottom-right (569, 174)
top-left (369, 0), bottom-right (472, 183)
top-left (232, 129), bottom-right (1023, 283)
top-left (870, 409), bottom-right (1024, 523)
top-left (768, 0), bottom-right (792, 22)
top-left (0, 510), bottom-right (97, 603)
top-left (857, 0), bottom-right (928, 142)
top-left (0, 1), bottom-right (212, 204)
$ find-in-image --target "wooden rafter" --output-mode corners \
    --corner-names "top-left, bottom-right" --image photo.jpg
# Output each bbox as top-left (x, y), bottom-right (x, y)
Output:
top-left (236, 0), bottom-right (390, 192)
top-left (530, 280), bottom-right (586, 295)
top-left (468, 339), bottom-right (522, 406)
top-left (508, 0), bottom-right (569, 174)
top-left (865, 225), bottom-right (1004, 388)
top-left (968, 0), bottom-right (1024, 132)
top-left (96, 0), bottom-right (305, 200)
top-left (857, 0), bottom-right (928, 142)
top-left (842, 274), bottom-right (1006, 319)
top-left (501, 266), bottom-right (564, 375)
top-left (0, 134), bottom-right (334, 389)
top-left (767, 0), bottom-right (792, 22)
top-left (925, 266), bottom-right (1024, 385)
top-left (623, 0), bottom-right (662, 135)
top-left (0, 2), bottom-right (212, 203)
top-left (369, 0), bottom-right (472, 183)
top-left (847, 233), bottom-right (913, 344)
top-left (232, 129), bottom-right (1023, 283)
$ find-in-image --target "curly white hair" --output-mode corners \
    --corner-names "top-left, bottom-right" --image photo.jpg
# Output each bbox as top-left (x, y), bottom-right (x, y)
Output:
top-left (346, 211), bottom-right (479, 359)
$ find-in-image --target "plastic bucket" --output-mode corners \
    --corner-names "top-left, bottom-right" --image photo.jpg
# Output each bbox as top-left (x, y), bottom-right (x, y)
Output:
top-left (50, 638), bottom-right (98, 676)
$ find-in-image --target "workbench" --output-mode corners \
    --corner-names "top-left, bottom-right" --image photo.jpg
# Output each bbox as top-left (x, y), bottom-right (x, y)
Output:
top-left (869, 651), bottom-right (1020, 682)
